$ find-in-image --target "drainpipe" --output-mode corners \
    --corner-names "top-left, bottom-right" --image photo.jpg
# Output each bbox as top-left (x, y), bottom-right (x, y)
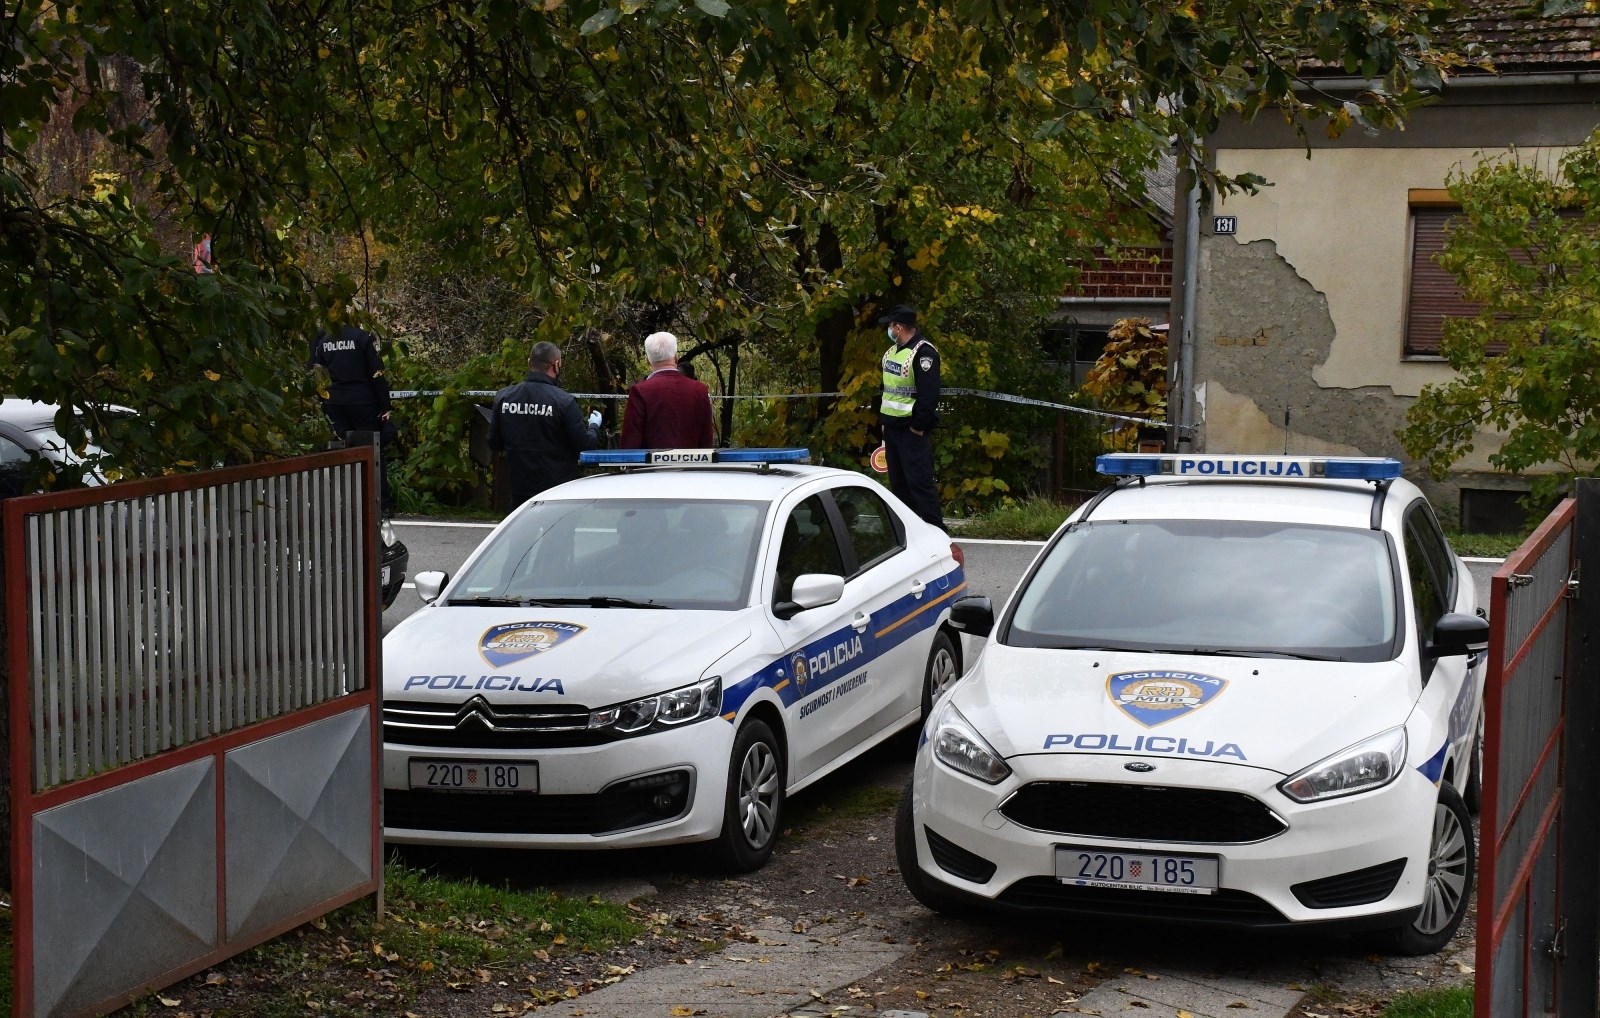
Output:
top-left (1174, 163), bottom-right (1201, 450)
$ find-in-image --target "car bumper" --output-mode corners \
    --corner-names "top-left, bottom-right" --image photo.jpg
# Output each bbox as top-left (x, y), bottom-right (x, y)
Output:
top-left (907, 750), bottom-right (1437, 929)
top-left (382, 718), bottom-right (735, 849)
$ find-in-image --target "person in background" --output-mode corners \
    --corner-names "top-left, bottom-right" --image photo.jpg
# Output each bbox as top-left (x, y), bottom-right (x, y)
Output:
top-left (620, 331), bottom-right (715, 449)
top-left (876, 304), bottom-right (944, 529)
top-left (193, 233), bottom-right (214, 274)
top-left (310, 321), bottom-right (396, 516)
top-left (488, 341), bottom-right (601, 510)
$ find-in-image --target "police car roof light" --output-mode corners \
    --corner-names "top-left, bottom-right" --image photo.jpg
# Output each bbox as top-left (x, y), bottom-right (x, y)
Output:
top-left (1096, 453), bottom-right (1402, 482)
top-left (579, 448), bottom-right (811, 467)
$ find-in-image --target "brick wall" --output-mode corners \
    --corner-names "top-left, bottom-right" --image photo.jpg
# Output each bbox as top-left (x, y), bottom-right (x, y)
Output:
top-left (1065, 240), bottom-right (1174, 300)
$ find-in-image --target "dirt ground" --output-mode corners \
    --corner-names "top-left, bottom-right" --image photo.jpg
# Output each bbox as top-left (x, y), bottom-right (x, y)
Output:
top-left (152, 737), bottom-right (1476, 1018)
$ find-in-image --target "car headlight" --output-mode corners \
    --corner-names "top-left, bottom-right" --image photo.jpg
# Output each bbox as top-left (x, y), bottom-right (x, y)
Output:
top-left (1280, 727), bottom-right (1407, 803)
top-left (931, 700), bottom-right (1011, 784)
top-left (381, 519), bottom-right (398, 548)
top-left (588, 677), bottom-right (723, 736)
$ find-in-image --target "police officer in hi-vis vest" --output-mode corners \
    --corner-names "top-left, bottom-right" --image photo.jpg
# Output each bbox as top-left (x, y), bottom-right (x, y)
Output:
top-left (488, 341), bottom-right (601, 510)
top-left (876, 304), bottom-right (944, 530)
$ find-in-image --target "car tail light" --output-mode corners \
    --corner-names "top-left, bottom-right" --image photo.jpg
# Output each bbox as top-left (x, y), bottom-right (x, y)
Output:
top-left (951, 542), bottom-right (965, 567)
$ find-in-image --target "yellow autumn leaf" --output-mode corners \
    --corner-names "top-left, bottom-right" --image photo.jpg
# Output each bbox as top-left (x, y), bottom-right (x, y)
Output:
top-left (204, 370), bottom-right (221, 381)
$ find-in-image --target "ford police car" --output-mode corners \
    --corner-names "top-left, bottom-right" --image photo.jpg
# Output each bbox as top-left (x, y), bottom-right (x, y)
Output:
top-left (897, 454), bottom-right (1488, 955)
top-left (382, 448), bottom-right (966, 870)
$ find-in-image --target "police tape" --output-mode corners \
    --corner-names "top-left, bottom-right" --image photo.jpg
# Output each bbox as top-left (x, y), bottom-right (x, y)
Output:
top-left (387, 388), bottom-right (1180, 432)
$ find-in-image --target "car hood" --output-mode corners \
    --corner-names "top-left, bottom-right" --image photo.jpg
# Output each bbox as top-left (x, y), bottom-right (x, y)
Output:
top-left (950, 644), bottom-right (1419, 776)
top-left (383, 607), bottom-right (752, 706)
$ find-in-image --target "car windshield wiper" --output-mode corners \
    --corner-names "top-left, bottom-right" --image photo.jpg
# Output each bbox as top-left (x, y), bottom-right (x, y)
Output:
top-left (1175, 648), bottom-right (1342, 662)
top-left (1031, 641), bottom-right (1147, 652)
top-left (445, 595), bottom-right (555, 607)
top-left (534, 596), bottom-right (669, 610)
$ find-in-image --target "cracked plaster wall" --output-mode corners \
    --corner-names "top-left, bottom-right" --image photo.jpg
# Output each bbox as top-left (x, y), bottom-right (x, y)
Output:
top-left (1190, 146), bottom-right (1576, 503)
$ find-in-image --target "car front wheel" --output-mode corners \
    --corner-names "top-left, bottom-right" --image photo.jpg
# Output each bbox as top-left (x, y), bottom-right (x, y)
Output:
top-left (710, 719), bottom-right (784, 873)
top-left (1374, 783), bottom-right (1474, 956)
top-left (894, 776), bottom-right (978, 918)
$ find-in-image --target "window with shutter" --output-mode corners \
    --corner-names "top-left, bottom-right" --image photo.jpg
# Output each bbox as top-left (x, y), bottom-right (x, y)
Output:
top-left (1404, 206), bottom-right (1478, 358)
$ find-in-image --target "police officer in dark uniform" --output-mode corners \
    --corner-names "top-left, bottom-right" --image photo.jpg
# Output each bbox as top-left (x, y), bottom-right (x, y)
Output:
top-left (488, 341), bottom-right (601, 510)
top-left (310, 322), bottom-right (396, 516)
top-left (876, 304), bottom-right (944, 529)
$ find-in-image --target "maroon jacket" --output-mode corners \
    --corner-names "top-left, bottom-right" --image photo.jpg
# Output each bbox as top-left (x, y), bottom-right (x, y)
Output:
top-left (620, 368), bottom-right (716, 449)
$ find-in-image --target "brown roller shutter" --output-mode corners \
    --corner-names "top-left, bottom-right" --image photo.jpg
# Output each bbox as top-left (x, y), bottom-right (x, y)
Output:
top-left (1405, 207), bottom-right (1480, 357)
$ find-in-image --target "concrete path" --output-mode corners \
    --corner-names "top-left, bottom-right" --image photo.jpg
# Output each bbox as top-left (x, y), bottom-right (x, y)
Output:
top-left (549, 915), bottom-right (912, 1018)
top-left (1055, 969), bottom-right (1305, 1016)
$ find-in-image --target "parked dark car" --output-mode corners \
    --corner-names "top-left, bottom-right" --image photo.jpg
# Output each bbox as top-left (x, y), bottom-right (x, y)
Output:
top-left (379, 517), bottom-right (408, 610)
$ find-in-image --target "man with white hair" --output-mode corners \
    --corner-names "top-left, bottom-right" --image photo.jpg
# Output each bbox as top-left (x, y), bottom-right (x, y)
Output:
top-left (620, 330), bottom-right (716, 449)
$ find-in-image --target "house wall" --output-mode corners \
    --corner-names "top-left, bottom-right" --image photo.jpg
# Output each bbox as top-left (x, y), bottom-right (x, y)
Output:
top-left (1189, 83), bottom-right (1600, 505)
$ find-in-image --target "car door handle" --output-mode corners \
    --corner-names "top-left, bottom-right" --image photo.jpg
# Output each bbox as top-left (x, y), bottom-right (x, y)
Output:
top-left (910, 579), bottom-right (926, 599)
top-left (851, 612), bottom-right (871, 632)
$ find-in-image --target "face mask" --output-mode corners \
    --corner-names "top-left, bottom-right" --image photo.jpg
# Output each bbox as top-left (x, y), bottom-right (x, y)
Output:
top-left (887, 326), bottom-right (897, 342)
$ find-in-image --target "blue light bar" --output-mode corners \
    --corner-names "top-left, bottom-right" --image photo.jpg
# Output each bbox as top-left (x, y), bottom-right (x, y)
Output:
top-left (1097, 453), bottom-right (1402, 481)
top-left (716, 448), bottom-right (810, 463)
top-left (579, 448), bottom-right (811, 466)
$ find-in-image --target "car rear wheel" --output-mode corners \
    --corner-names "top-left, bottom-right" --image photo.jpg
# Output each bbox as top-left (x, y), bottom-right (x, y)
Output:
top-left (894, 777), bottom-right (978, 918)
top-left (1374, 783), bottom-right (1474, 956)
top-left (919, 631), bottom-right (959, 724)
top-left (710, 719), bottom-right (784, 873)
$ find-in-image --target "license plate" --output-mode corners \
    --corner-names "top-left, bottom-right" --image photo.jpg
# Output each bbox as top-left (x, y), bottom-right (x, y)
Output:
top-left (380, 566), bottom-right (391, 585)
top-left (1055, 845), bottom-right (1218, 895)
top-left (408, 759), bottom-right (538, 793)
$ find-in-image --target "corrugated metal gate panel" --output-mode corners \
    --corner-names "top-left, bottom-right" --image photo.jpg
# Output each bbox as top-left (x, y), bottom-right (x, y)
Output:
top-left (4, 449), bottom-right (382, 1018)
top-left (1476, 498), bottom-right (1575, 1018)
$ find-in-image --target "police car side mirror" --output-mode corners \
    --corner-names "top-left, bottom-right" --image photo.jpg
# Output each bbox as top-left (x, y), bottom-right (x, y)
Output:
top-left (774, 574), bottom-right (845, 619)
top-left (948, 595), bottom-right (994, 638)
top-left (1428, 612), bottom-right (1489, 659)
top-left (414, 570), bottom-right (449, 605)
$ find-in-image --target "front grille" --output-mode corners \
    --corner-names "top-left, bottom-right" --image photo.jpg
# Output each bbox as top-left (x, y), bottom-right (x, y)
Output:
top-left (1000, 782), bottom-right (1286, 843)
top-left (384, 698), bottom-right (613, 749)
top-left (924, 826), bottom-right (997, 883)
top-left (385, 769), bottom-right (693, 835)
top-left (1292, 858), bottom-right (1407, 909)
top-left (998, 877), bottom-right (1288, 926)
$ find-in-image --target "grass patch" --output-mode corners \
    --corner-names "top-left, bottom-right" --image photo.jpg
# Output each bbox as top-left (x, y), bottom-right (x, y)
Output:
top-left (1380, 985), bottom-right (1473, 1018)
top-left (785, 783), bottom-right (902, 834)
top-left (1445, 530), bottom-right (1526, 559)
top-left (953, 499), bottom-right (1073, 540)
top-left (194, 858), bottom-right (640, 1015)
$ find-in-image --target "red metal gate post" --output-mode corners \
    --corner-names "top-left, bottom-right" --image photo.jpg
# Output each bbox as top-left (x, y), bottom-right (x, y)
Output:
top-left (1560, 477), bottom-right (1600, 1017)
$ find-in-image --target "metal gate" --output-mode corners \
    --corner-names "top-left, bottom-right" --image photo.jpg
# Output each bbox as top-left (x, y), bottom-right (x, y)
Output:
top-left (3, 448), bottom-right (384, 1018)
top-left (1475, 485), bottom-right (1600, 1018)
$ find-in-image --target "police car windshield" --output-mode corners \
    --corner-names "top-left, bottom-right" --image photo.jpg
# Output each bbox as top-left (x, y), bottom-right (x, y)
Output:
top-left (1005, 519), bottom-right (1399, 663)
top-left (454, 497), bottom-right (768, 611)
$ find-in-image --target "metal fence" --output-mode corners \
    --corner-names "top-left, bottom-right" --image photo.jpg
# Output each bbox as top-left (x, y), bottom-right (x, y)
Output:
top-left (1477, 497), bottom-right (1575, 1018)
top-left (4, 448), bottom-right (383, 1018)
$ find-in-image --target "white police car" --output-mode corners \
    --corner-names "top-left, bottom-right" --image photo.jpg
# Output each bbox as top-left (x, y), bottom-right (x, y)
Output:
top-left (897, 454), bottom-right (1488, 955)
top-left (382, 448), bottom-right (966, 870)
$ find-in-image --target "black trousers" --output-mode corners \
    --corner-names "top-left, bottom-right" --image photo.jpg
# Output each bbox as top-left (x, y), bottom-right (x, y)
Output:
top-left (884, 424), bottom-right (944, 529)
top-left (324, 402), bottom-right (395, 517)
